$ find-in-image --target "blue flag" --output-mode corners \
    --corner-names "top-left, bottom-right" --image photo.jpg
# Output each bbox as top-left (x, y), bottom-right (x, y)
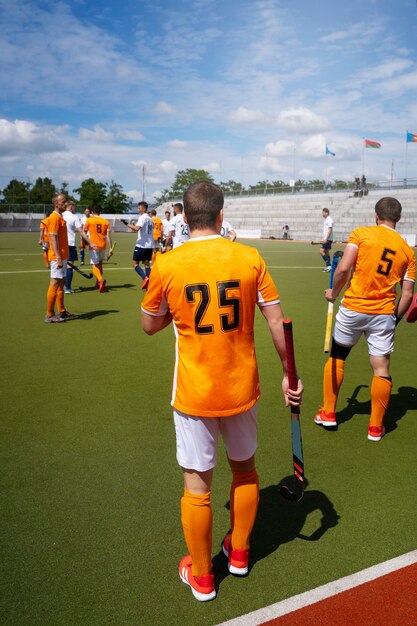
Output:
top-left (326, 145), bottom-right (335, 156)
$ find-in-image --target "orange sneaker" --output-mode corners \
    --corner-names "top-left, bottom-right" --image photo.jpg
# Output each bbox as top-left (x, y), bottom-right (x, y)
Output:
top-left (141, 276), bottom-right (149, 290)
top-left (178, 556), bottom-right (216, 602)
top-left (222, 534), bottom-right (249, 576)
top-left (99, 280), bottom-right (107, 293)
top-left (314, 407), bottom-right (337, 428)
top-left (368, 425), bottom-right (386, 441)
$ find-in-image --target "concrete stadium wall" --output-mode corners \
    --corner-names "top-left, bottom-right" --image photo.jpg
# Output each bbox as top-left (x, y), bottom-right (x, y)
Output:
top-left (222, 188), bottom-right (417, 242)
top-left (2, 189), bottom-right (417, 243)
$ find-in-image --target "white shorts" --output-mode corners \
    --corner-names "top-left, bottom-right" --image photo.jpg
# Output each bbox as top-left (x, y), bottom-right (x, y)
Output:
top-left (50, 259), bottom-right (67, 279)
top-left (89, 249), bottom-right (106, 265)
top-left (173, 402), bottom-right (258, 472)
top-left (334, 304), bottom-right (396, 356)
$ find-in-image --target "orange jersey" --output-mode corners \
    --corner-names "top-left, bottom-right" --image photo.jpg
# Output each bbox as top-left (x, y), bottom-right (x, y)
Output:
top-left (84, 216), bottom-right (110, 250)
top-left (47, 211), bottom-right (68, 261)
top-left (342, 224), bottom-right (416, 314)
top-left (151, 217), bottom-right (163, 240)
top-left (40, 218), bottom-right (50, 243)
top-left (142, 236), bottom-right (280, 417)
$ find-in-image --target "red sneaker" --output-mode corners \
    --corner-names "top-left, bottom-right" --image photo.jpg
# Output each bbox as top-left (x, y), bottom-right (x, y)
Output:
top-left (314, 407), bottom-right (337, 428)
top-left (99, 280), bottom-right (107, 293)
top-left (141, 276), bottom-right (149, 290)
top-left (178, 556), bottom-right (216, 602)
top-left (222, 534), bottom-right (249, 575)
top-left (368, 425), bottom-right (386, 441)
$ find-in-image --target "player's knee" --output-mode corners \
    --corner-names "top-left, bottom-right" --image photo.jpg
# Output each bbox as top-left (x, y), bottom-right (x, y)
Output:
top-left (330, 339), bottom-right (352, 361)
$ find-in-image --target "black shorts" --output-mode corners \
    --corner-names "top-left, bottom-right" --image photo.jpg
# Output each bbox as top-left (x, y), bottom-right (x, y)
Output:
top-left (68, 246), bottom-right (78, 262)
top-left (322, 241), bottom-right (332, 251)
top-left (133, 247), bottom-right (153, 263)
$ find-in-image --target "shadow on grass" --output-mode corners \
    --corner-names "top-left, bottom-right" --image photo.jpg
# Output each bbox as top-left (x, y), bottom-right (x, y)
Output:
top-left (212, 477), bottom-right (339, 587)
top-left (74, 309), bottom-right (120, 320)
top-left (76, 283), bottom-right (136, 293)
top-left (336, 384), bottom-right (417, 434)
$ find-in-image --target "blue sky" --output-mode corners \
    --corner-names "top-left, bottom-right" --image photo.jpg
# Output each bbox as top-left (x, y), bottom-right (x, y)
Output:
top-left (1, 0), bottom-right (417, 202)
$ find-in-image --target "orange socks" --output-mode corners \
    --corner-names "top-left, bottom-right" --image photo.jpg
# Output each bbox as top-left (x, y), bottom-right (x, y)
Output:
top-left (46, 284), bottom-right (58, 317)
top-left (92, 265), bottom-right (103, 282)
top-left (56, 283), bottom-right (65, 313)
top-left (180, 490), bottom-right (212, 577)
top-left (323, 357), bottom-right (345, 414)
top-left (230, 469), bottom-right (259, 551)
top-left (370, 376), bottom-right (392, 428)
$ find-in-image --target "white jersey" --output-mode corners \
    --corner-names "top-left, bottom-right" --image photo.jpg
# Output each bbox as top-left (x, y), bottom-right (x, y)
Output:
top-left (220, 220), bottom-right (234, 239)
top-left (135, 213), bottom-right (154, 248)
top-left (323, 215), bottom-right (333, 241)
top-left (63, 210), bottom-right (82, 247)
top-left (162, 218), bottom-right (171, 238)
top-left (169, 213), bottom-right (190, 248)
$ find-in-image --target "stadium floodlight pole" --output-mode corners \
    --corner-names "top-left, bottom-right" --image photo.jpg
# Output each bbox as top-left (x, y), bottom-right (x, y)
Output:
top-left (67, 261), bottom-right (93, 279)
top-left (323, 251), bottom-right (344, 353)
top-left (280, 319), bottom-right (304, 503)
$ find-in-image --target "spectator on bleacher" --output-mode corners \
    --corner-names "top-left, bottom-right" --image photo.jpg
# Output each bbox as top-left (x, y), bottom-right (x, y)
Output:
top-left (320, 208), bottom-right (334, 272)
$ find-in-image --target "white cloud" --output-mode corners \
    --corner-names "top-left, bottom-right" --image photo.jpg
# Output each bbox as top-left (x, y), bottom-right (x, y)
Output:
top-left (168, 140), bottom-right (188, 149)
top-left (118, 130), bottom-right (145, 141)
top-left (79, 125), bottom-right (114, 141)
top-left (277, 108), bottom-right (329, 133)
top-left (202, 161), bottom-right (221, 173)
top-left (229, 106), bottom-right (264, 124)
top-left (155, 101), bottom-right (175, 114)
top-left (264, 140), bottom-right (295, 157)
top-left (0, 119), bottom-right (65, 156)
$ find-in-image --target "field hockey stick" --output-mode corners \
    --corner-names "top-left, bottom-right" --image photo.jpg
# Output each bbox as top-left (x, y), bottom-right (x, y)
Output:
top-left (310, 240), bottom-right (323, 245)
top-left (67, 261), bottom-right (93, 279)
top-left (280, 319), bottom-right (304, 503)
top-left (106, 241), bottom-right (116, 261)
top-left (323, 251), bottom-right (344, 353)
top-left (121, 219), bottom-right (129, 226)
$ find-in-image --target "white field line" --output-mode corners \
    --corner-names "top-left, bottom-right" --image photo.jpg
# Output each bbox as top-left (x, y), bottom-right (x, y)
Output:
top-left (0, 265), bottom-right (324, 275)
top-left (215, 549), bottom-right (417, 626)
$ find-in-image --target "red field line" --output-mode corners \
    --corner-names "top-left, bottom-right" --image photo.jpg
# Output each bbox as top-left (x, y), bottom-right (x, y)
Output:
top-left (265, 562), bottom-right (417, 626)
top-left (216, 550), bottom-right (417, 626)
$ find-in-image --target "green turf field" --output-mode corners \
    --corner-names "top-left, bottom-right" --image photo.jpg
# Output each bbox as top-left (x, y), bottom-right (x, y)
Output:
top-left (1, 232), bottom-right (416, 625)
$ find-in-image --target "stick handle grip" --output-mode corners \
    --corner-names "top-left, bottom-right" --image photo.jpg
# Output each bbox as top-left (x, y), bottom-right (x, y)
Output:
top-left (283, 319), bottom-right (297, 391)
top-left (283, 318), bottom-right (300, 416)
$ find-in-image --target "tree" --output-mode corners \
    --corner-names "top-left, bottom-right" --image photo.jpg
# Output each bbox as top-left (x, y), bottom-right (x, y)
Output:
top-left (171, 169), bottom-right (214, 196)
top-left (103, 181), bottom-right (130, 213)
top-left (219, 180), bottom-right (245, 195)
top-left (73, 178), bottom-right (107, 208)
top-left (1, 179), bottom-right (31, 205)
top-left (249, 180), bottom-right (270, 192)
top-left (30, 177), bottom-right (57, 204)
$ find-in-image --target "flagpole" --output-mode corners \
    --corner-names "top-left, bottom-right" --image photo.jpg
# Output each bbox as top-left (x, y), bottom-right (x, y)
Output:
top-left (362, 138), bottom-right (365, 177)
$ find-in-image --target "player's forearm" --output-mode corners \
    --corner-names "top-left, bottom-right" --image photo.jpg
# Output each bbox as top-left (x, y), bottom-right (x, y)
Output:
top-left (330, 268), bottom-right (349, 299)
top-left (260, 304), bottom-right (287, 373)
top-left (50, 234), bottom-right (60, 260)
top-left (141, 311), bottom-right (172, 335)
top-left (395, 282), bottom-right (414, 319)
